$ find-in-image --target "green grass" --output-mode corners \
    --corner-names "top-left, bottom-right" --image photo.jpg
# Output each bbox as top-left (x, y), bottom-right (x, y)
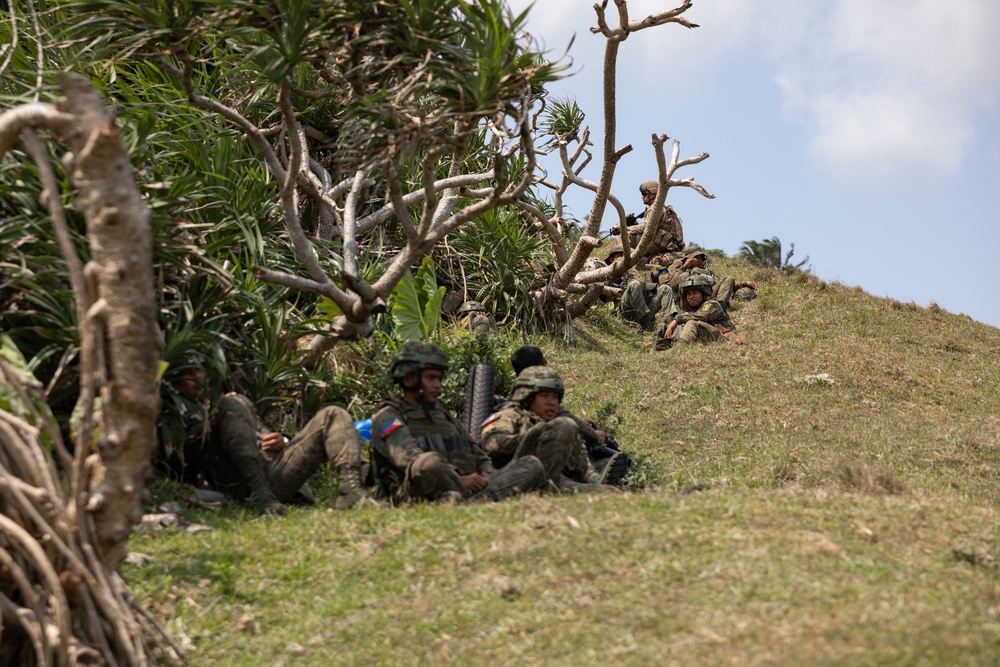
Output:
top-left (126, 259), bottom-right (1000, 665)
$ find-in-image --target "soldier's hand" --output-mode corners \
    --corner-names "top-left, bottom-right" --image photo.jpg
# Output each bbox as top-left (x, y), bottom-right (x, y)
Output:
top-left (609, 225), bottom-right (621, 236)
top-left (460, 473), bottom-right (488, 493)
top-left (259, 432), bottom-right (288, 452)
top-left (745, 280), bottom-right (758, 290)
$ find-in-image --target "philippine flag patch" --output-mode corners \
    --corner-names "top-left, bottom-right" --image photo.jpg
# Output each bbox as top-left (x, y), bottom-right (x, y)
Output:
top-left (382, 418), bottom-right (403, 436)
top-left (480, 414), bottom-right (498, 434)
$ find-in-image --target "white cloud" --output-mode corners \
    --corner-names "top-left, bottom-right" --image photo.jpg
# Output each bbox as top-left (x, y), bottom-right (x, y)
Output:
top-left (512, 0), bottom-right (1000, 188)
top-left (763, 0), bottom-right (1000, 186)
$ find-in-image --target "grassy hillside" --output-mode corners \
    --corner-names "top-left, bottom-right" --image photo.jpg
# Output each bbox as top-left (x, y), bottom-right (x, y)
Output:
top-left (126, 259), bottom-right (1000, 666)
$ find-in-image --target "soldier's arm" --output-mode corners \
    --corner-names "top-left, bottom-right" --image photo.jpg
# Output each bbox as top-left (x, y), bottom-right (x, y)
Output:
top-left (469, 437), bottom-right (496, 475)
top-left (559, 405), bottom-right (603, 447)
top-left (479, 410), bottom-right (523, 457)
top-left (370, 407), bottom-right (425, 469)
top-left (664, 318), bottom-right (679, 338)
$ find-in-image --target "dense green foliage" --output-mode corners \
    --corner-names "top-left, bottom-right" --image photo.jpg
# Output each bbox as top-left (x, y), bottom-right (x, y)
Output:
top-left (0, 0), bottom-right (569, 441)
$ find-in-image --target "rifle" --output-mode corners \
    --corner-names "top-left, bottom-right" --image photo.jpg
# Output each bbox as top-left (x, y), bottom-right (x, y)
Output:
top-left (716, 324), bottom-right (748, 346)
top-left (608, 211), bottom-right (645, 236)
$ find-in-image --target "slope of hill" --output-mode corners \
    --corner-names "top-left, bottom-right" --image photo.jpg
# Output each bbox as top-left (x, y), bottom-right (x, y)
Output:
top-left (125, 260), bottom-right (1000, 666)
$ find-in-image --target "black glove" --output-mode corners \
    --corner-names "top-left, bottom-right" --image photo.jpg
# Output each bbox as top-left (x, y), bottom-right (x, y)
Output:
top-left (588, 445), bottom-right (619, 460)
top-left (604, 434), bottom-right (621, 451)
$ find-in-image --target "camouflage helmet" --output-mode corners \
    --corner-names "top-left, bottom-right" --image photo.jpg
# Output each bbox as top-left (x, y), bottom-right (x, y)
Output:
top-left (510, 365), bottom-right (565, 403)
top-left (388, 341), bottom-right (449, 380)
top-left (604, 238), bottom-right (625, 265)
top-left (639, 180), bottom-right (659, 196)
top-left (457, 301), bottom-right (486, 315)
top-left (681, 274), bottom-right (715, 297)
top-left (684, 246), bottom-right (708, 261)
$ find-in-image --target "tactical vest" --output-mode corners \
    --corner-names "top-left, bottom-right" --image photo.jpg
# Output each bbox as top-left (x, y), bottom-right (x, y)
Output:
top-left (371, 397), bottom-right (480, 496)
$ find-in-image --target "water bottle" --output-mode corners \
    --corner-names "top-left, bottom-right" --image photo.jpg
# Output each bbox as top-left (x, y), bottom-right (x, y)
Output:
top-left (353, 418), bottom-right (372, 442)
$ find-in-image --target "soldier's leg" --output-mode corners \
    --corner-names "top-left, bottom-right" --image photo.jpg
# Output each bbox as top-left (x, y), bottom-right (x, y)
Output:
top-left (266, 406), bottom-right (375, 508)
top-left (564, 439), bottom-right (615, 486)
top-left (214, 394), bottom-right (286, 515)
top-left (513, 416), bottom-right (578, 484)
top-left (676, 320), bottom-right (721, 346)
top-left (592, 451), bottom-right (632, 486)
top-left (619, 281), bottom-right (655, 330)
top-left (399, 451), bottom-right (465, 503)
top-left (712, 276), bottom-right (737, 308)
top-left (471, 456), bottom-right (546, 501)
top-left (674, 320), bottom-right (701, 345)
top-left (653, 284), bottom-right (675, 317)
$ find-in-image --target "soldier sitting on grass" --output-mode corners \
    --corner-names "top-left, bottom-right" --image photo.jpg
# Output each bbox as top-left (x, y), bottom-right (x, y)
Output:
top-left (605, 240), bottom-right (674, 331)
top-left (481, 366), bottom-right (617, 492)
top-left (663, 247), bottom-right (757, 308)
top-left (369, 342), bottom-right (546, 504)
top-left (166, 359), bottom-right (375, 516)
top-left (509, 346), bottom-right (633, 486)
top-left (654, 275), bottom-right (748, 352)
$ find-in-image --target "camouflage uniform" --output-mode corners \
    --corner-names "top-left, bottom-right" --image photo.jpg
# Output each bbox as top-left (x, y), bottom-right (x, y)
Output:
top-left (480, 367), bottom-right (604, 489)
top-left (199, 393), bottom-right (371, 512)
top-left (556, 406), bottom-right (633, 486)
top-left (656, 275), bottom-right (739, 348)
top-left (504, 356), bottom-right (633, 486)
top-left (619, 279), bottom-right (674, 330)
top-left (481, 406), bottom-right (591, 485)
top-left (456, 301), bottom-right (493, 335)
top-left (664, 249), bottom-right (755, 308)
top-left (606, 239), bottom-right (674, 330)
top-left (625, 181), bottom-right (684, 261)
top-left (369, 342), bottom-right (545, 504)
top-left (668, 300), bottom-right (733, 345)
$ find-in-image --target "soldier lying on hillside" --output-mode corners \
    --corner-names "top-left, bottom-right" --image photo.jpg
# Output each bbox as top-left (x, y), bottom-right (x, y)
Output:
top-left (654, 275), bottom-right (748, 352)
top-left (663, 248), bottom-right (757, 308)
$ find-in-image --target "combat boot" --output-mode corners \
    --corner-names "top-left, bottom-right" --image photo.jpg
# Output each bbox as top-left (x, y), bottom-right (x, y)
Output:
top-left (335, 463), bottom-right (380, 509)
top-left (593, 451), bottom-right (632, 487)
top-left (582, 456), bottom-right (610, 485)
top-left (653, 336), bottom-right (673, 352)
top-left (437, 490), bottom-right (464, 505)
top-left (233, 455), bottom-right (287, 516)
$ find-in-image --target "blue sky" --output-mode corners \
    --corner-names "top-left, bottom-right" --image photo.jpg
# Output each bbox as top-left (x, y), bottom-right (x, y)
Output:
top-left (508, 0), bottom-right (1000, 328)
